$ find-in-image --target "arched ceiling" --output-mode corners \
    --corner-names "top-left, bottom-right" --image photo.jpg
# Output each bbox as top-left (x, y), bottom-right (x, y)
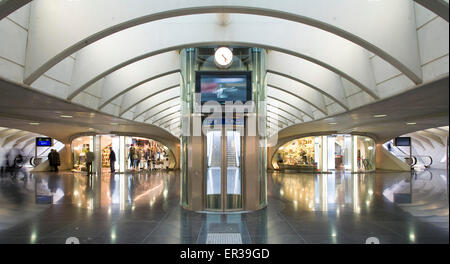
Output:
top-left (0, 126), bottom-right (50, 156)
top-left (0, 0), bottom-right (448, 139)
top-left (403, 126), bottom-right (449, 149)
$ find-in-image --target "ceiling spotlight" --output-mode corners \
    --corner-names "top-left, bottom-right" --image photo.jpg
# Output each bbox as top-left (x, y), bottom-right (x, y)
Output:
top-left (406, 122), bottom-right (416, 125)
top-left (373, 114), bottom-right (387, 118)
top-left (29, 122), bottom-right (40, 125)
top-left (60, 115), bottom-right (73, 118)
top-left (328, 122), bottom-right (337, 125)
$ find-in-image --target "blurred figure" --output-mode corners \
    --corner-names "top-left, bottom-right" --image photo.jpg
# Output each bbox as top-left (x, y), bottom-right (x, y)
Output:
top-left (47, 174), bottom-right (59, 193)
top-left (135, 150), bottom-right (141, 169)
top-left (128, 144), bottom-right (136, 170)
top-left (6, 148), bottom-right (28, 180)
top-left (387, 142), bottom-right (392, 151)
top-left (109, 173), bottom-right (115, 198)
top-left (277, 153), bottom-right (283, 164)
top-left (48, 149), bottom-right (61, 172)
top-left (6, 148), bottom-right (19, 170)
top-left (109, 147), bottom-right (116, 173)
top-left (144, 149), bottom-right (150, 170)
top-left (85, 148), bottom-right (95, 176)
top-left (0, 149), bottom-right (5, 177)
top-left (164, 157), bottom-right (169, 170)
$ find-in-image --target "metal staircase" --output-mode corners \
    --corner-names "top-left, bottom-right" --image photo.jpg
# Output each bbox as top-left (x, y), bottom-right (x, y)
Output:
top-left (383, 141), bottom-right (433, 169)
top-left (226, 138), bottom-right (237, 167)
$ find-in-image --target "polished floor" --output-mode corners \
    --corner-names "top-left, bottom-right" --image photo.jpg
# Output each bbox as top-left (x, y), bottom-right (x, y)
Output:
top-left (0, 168), bottom-right (448, 244)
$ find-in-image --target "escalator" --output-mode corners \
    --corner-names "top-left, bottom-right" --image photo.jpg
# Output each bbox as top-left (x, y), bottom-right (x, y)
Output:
top-left (384, 141), bottom-right (433, 170)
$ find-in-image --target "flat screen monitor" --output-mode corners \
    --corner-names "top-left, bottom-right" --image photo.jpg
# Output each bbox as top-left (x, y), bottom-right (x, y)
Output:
top-left (195, 71), bottom-right (252, 104)
top-left (36, 137), bottom-right (53, 147)
top-left (394, 137), bottom-right (411, 146)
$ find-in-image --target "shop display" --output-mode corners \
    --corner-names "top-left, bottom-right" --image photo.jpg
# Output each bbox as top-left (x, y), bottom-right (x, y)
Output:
top-left (72, 137), bottom-right (92, 172)
top-left (274, 135), bottom-right (375, 172)
top-left (128, 137), bottom-right (170, 170)
top-left (102, 145), bottom-right (112, 167)
top-left (72, 135), bottom-right (173, 173)
top-left (277, 137), bottom-right (316, 169)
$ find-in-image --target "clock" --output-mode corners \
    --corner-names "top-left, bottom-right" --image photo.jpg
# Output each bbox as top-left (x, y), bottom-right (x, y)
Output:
top-left (214, 47), bottom-right (233, 68)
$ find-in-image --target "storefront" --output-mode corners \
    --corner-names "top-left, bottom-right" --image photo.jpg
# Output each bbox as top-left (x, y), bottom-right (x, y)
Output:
top-left (272, 134), bottom-right (376, 173)
top-left (71, 135), bottom-right (174, 173)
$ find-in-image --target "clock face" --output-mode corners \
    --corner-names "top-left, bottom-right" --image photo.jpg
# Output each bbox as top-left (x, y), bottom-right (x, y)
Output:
top-left (214, 47), bottom-right (233, 68)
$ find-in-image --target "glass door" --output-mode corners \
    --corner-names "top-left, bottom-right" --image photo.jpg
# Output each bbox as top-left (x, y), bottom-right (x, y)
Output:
top-left (205, 127), bottom-right (242, 211)
top-left (226, 129), bottom-right (242, 210)
top-left (206, 129), bottom-right (222, 209)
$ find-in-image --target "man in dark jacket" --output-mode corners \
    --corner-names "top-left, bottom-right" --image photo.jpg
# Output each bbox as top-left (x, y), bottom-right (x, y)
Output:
top-left (48, 149), bottom-right (60, 172)
top-left (85, 148), bottom-right (95, 176)
top-left (109, 147), bottom-right (116, 173)
top-left (128, 144), bottom-right (135, 169)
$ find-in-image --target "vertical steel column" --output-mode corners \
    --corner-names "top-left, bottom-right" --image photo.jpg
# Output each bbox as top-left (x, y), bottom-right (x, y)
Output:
top-left (181, 48), bottom-right (204, 210)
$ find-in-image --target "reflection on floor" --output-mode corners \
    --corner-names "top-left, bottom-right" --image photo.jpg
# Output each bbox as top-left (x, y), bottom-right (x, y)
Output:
top-left (0, 169), bottom-right (448, 244)
top-left (382, 170), bottom-right (449, 232)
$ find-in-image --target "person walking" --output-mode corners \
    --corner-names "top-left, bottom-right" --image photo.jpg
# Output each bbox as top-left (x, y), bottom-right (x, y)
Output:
top-left (144, 149), bottom-right (150, 170)
top-left (109, 147), bottom-right (116, 173)
top-left (128, 144), bottom-right (136, 169)
top-left (135, 150), bottom-right (141, 169)
top-left (48, 149), bottom-right (60, 172)
top-left (85, 148), bottom-right (95, 176)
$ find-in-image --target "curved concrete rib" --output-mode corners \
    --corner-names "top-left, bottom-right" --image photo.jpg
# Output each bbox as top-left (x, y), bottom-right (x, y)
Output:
top-left (23, 0), bottom-right (422, 88)
top-left (134, 88), bottom-right (180, 121)
top-left (0, 0), bottom-right (31, 21)
top-left (267, 99), bottom-right (307, 123)
top-left (65, 15), bottom-right (378, 102)
top-left (139, 97), bottom-right (180, 122)
top-left (118, 72), bottom-right (180, 116)
top-left (160, 117), bottom-right (181, 130)
top-left (267, 95), bottom-right (312, 121)
top-left (414, 0), bottom-right (449, 22)
top-left (267, 51), bottom-right (349, 110)
top-left (150, 105), bottom-right (181, 125)
top-left (267, 113), bottom-right (294, 127)
top-left (417, 131), bottom-right (446, 147)
top-left (2, 131), bottom-right (31, 148)
top-left (94, 47), bottom-right (351, 117)
top-left (95, 51), bottom-right (180, 109)
top-left (267, 87), bottom-right (316, 118)
top-left (267, 108), bottom-right (298, 125)
top-left (156, 112), bottom-right (180, 127)
top-left (267, 114), bottom-right (289, 127)
top-left (267, 73), bottom-right (328, 115)
top-left (267, 104), bottom-right (304, 123)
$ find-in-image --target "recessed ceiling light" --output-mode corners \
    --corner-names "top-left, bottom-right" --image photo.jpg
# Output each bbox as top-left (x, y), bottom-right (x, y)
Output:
top-left (88, 128), bottom-right (94, 131)
top-left (373, 114), bottom-right (387, 118)
top-left (60, 115), bottom-right (73, 118)
top-left (328, 122), bottom-right (337, 125)
top-left (29, 122), bottom-right (40, 125)
top-left (406, 122), bottom-right (416, 125)
top-left (110, 122), bottom-right (119, 125)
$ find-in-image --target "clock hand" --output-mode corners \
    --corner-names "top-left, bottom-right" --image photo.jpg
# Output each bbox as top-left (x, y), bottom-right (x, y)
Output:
top-left (222, 54), bottom-right (227, 62)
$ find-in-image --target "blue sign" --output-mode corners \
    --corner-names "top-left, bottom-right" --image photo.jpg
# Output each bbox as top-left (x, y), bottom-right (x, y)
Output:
top-left (394, 137), bottom-right (411, 146)
top-left (36, 137), bottom-right (52, 147)
top-left (36, 195), bottom-right (53, 204)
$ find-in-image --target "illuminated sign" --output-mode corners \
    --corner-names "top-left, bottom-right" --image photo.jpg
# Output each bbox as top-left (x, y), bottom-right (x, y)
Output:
top-left (394, 137), bottom-right (411, 146)
top-left (36, 137), bottom-right (53, 147)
